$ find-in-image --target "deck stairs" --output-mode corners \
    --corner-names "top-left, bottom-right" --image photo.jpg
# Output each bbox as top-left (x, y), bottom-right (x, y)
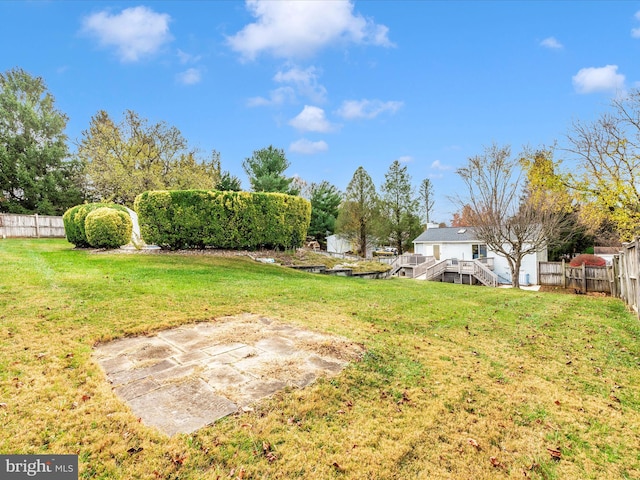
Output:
top-left (415, 258), bottom-right (498, 287)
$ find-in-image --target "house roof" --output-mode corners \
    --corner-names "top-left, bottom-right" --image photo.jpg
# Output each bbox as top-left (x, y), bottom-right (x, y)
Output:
top-left (413, 227), bottom-right (480, 243)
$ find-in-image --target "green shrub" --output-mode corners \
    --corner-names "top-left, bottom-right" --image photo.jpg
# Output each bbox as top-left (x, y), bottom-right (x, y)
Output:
top-left (63, 203), bottom-right (129, 247)
top-left (62, 205), bottom-right (85, 246)
top-left (85, 207), bottom-right (133, 249)
top-left (134, 190), bottom-right (311, 250)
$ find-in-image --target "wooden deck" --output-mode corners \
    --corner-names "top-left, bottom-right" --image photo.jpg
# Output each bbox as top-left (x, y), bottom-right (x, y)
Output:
top-left (391, 255), bottom-right (498, 287)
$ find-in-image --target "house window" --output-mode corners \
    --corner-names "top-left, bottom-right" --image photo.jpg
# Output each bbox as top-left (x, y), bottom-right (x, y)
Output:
top-left (472, 244), bottom-right (487, 259)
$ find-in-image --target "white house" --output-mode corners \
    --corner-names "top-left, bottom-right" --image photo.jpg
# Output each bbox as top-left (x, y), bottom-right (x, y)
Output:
top-left (412, 225), bottom-right (547, 285)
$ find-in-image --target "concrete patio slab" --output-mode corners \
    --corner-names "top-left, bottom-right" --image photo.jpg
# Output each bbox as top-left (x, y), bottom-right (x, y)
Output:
top-left (93, 313), bottom-right (364, 436)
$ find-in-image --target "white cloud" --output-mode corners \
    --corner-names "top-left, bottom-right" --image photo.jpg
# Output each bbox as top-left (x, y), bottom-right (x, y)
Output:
top-left (248, 66), bottom-right (326, 107)
top-left (336, 99), bottom-right (403, 120)
top-left (81, 6), bottom-right (172, 62)
top-left (397, 156), bottom-right (413, 163)
top-left (227, 0), bottom-right (392, 60)
top-left (572, 65), bottom-right (625, 94)
top-left (274, 66), bottom-right (327, 103)
top-left (176, 68), bottom-right (202, 85)
top-left (247, 87), bottom-right (295, 107)
top-left (632, 11), bottom-right (640, 38)
top-left (177, 49), bottom-right (201, 64)
top-left (540, 37), bottom-right (563, 49)
top-left (289, 105), bottom-right (334, 132)
top-left (431, 160), bottom-right (451, 171)
top-left (290, 138), bottom-right (329, 154)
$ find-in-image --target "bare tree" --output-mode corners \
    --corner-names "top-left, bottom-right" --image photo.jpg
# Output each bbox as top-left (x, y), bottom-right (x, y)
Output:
top-left (565, 90), bottom-right (640, 241)
top-left (418, 178), bottom-right (435, 226)
top-left (456, 144), bottom-right (567, 288)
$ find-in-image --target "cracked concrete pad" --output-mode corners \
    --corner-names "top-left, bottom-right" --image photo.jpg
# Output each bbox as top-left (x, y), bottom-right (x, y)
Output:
top-left (127, 379), bottom-right (237, 436)
top-left (93, 314), bottom-right (364, 436)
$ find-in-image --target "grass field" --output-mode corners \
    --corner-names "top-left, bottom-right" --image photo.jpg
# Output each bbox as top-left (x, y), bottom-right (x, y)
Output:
top-left (1, 239), bottom-right (639, 479)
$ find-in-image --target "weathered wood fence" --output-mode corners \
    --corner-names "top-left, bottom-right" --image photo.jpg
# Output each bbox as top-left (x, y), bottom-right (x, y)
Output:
top-left (538, 261), bottom-right (615, 294)
top-left (614, 239), bottom-right (640, 317)
top-left (0, 213), bottom-right (65, 238)
top-left (539, 239), bottom-right (640, 317)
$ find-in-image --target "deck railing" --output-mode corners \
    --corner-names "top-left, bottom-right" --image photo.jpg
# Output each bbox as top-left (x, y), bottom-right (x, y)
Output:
top-left (472, 260), bottom-right (499, 287)
top-left (419, 258), bottom-right (498, 286)
top-left (411, 257), bottom-right (436, 278)
top-left (422, 259), bottom-right (448, 280)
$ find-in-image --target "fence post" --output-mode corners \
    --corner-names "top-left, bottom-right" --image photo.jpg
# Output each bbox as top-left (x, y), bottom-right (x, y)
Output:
top-left (562, 259), bottom-right (566, 289)
top-left (636, 239), bottom-right (640, 319)
top-left (34, 214), bottom-right (40, 238)
top-left (611, 257), bottom-right (617, 298)
top-left (581, 262), bottom-right (587, 293)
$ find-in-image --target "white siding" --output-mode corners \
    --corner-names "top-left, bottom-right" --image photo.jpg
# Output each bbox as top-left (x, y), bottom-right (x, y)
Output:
top-left (414, 239), bottom-right (546, 285)
top-left (487, 244), bottom-right (546, 285)
top-left (414, 242), bottom-right (473, 260)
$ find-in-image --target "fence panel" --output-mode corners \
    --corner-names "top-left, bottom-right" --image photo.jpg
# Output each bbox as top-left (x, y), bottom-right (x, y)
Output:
top-left (539, 239), bottom-right (640, 318)
top-left (615, 239), bottom-right (639, 316)
top-left (538, 261), bottom-right (564, 286)
top-left (0, 214), bottom-right (65, 238)
top-left (538, 261), bottom-right (612, 294)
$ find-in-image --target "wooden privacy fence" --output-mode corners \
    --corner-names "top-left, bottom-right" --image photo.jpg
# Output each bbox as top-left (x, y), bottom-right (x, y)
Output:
top-left (538, 261), bottom-right (615, 295)
top-left (539, 239), bottom-right (640, 318)
top-left (614, 239), bottom-right (640, 317)
top-left (0, 213), bottom-right (65, 238)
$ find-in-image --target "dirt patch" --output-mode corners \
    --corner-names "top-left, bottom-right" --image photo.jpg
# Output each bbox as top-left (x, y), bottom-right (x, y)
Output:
top-left (538, 285), bottom-right (610, 297)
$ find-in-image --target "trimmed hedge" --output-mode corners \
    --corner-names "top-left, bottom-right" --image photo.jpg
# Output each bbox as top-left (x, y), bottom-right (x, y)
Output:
top-left (85, 207), bottom-right (133, 249)
top-left (134, 190), bottom-right (311, 250)
top-left (63, 203), bottom-right (129, 247)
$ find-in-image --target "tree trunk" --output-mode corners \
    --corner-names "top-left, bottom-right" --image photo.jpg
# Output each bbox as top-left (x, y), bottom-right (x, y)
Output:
top-left (359, 221), bottom-right (367, 258)
top-left (510, 257), bottom-right (523, 288)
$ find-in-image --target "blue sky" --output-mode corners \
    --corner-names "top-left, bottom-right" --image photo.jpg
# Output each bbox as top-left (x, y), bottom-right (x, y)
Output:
top-left (1, 1), bottom-right (639, 223)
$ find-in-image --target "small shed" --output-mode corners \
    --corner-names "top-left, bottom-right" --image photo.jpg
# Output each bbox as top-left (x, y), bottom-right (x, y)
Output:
top-left (326, 234), bottom-right (351, 254)
top-left (593, 247), bottom-right (620, 265)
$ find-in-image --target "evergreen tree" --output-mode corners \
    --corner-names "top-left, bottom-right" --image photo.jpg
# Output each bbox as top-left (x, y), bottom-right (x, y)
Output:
top-left (0, 67), bottom-right (83, 214)
top-left (216, 171), bottom-right (242, 191)
top-left (242, 145), bottom-right (298, 195)
top-left (308, 181), bottom-right (341, 247)
top-left (336, 166), bottom-right (379, 257)
top-left (379, 160), bottom-right (421, 254)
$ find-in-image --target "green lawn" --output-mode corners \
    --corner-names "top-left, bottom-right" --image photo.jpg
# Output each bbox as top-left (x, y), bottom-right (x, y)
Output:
top-left (1, 239), bottom-right (639, 479)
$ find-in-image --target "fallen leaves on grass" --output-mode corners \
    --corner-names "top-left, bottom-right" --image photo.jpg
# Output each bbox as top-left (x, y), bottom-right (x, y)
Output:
top-left (230, 467), bottom-right (246, 479)
top-left (171, 453), bottom-right (187, 466)
top-left (262, 441), bottom-right (277, 463)
top-left (489, 456), bottom-right (502, 468)
top-left (467, 438), bottom-right (481, 450)
top-left (547, 447), bottom-right (562, 460)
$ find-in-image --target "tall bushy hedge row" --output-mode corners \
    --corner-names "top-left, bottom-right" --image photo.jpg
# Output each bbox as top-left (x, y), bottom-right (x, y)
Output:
top-left (63, 203), bottom-right (129, 247)
top-left (134, 190), bottom-right (311, 250)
